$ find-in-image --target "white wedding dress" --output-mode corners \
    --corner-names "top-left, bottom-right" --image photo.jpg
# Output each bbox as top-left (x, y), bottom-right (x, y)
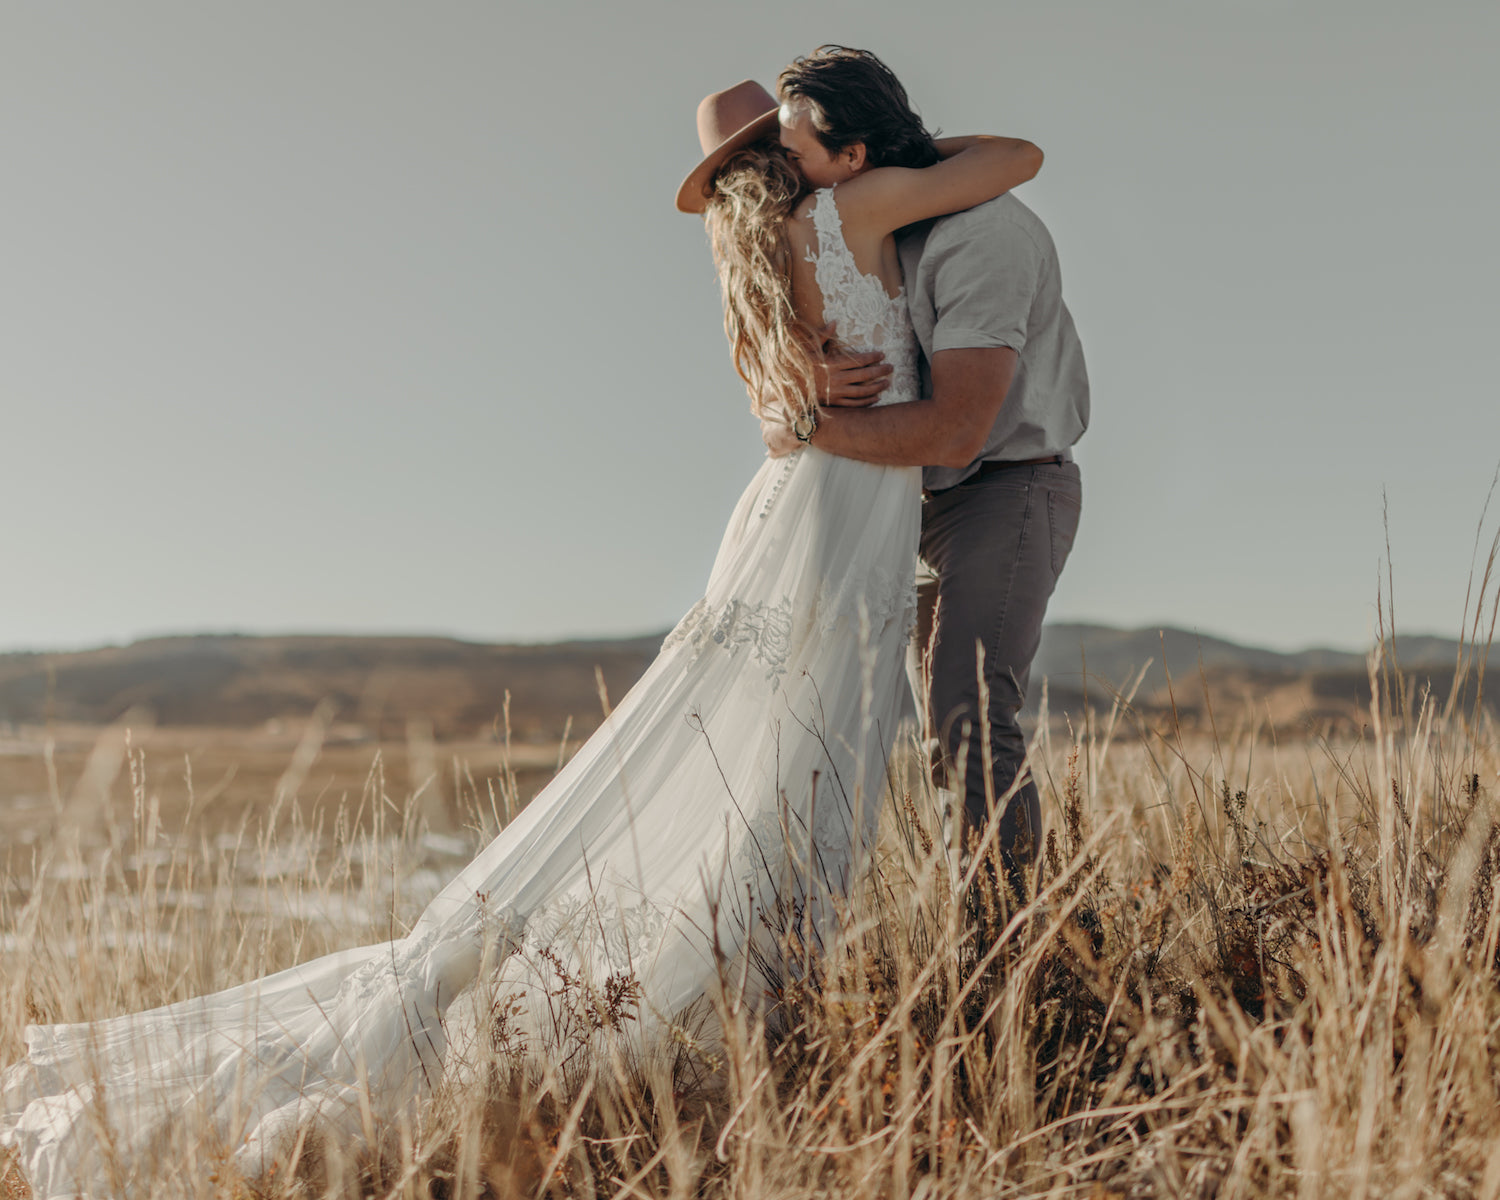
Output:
top-left (1, 189), bottom-right (923, 1197)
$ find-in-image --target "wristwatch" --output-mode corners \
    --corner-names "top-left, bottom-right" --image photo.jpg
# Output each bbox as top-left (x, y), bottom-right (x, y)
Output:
top-left (791, 411), bottom-right (817, 444)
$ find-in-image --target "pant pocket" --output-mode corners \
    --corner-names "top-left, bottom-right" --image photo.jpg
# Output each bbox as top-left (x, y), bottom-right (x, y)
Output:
top-left (1047, 486), bottom-right (1082, 577)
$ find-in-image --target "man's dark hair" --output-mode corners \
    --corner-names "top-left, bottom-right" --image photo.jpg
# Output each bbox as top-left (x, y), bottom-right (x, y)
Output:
top-left (778, 46), bottom-right (940, 170)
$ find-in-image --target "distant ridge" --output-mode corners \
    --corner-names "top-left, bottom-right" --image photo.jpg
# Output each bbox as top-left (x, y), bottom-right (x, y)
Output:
top-left (1030, 624), bottom-right (1477, 727)
top-left (0, 633), bottom-right (662, 742)
top-left (0, 625), bottom-right (1480, 739)
top-left (1034, 623), bottom-right (1464, 688)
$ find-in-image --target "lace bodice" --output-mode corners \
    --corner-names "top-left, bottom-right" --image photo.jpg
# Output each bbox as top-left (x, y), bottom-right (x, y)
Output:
top-left (805, 188), bottom-right (919, 407)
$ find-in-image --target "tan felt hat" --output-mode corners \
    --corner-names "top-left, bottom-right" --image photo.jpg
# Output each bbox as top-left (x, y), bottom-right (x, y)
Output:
top-left (675, 80), bottom-right (780, 214)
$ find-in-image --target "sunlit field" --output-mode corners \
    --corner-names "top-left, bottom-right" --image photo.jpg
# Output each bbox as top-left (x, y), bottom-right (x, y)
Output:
top-left (3, 631), bottom-right (1499, 1198)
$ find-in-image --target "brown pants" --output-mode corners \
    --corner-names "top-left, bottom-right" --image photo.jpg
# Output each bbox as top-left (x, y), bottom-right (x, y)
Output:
top-left (911, 461), bottom-right (1082, 888)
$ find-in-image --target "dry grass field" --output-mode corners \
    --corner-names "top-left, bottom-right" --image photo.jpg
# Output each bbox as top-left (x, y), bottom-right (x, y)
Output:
top-left (3, 631), bottom-right (1498, 1198)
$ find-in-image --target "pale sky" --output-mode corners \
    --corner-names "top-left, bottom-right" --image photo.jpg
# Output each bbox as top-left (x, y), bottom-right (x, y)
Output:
top-left (3, 1), bottom-right (1497, 654)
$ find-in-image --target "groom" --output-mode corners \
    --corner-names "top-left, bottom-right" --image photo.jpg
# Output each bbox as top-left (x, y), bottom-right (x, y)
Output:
top-left (763, 48), bottom-right (1089, 889)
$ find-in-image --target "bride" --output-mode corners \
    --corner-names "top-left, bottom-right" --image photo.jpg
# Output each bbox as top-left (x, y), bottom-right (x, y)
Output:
top-left (1, 62), bottom-right (1041, 1197)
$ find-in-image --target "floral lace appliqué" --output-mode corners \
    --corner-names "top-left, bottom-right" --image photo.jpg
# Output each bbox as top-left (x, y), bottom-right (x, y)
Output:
top-left (661, 568), bottom-right (915, 689)
top-left (517, 894), bottom-right (672, 972)
top-left (810, 564), bottom-right (918, 649)
top-left (662, 596), bottom-right (794, 687)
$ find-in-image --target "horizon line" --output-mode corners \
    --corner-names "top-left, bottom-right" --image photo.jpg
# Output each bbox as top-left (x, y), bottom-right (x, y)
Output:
top-left (0, 620), bottom-right (1472, 663)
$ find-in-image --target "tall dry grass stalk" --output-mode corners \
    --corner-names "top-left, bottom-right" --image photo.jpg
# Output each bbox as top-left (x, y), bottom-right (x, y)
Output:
top-left (4, 588), bottom-right (1499, 1197)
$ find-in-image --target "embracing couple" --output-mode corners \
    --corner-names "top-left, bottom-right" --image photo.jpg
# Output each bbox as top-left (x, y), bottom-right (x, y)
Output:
top-left (1, 46), bottom-right (1087, 1197)
top-left (677, 48), bottom-right (1088, 884)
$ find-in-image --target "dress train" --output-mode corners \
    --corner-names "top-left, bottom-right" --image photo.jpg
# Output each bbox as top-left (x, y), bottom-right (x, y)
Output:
top-left (0, 186), bottom-right (922, 1197)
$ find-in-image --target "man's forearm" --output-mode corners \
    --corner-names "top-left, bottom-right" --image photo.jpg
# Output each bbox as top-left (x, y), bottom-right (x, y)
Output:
top-left (811, 399), bottom-right (976, 469)
top-left (809, 348), bottom-right (1017, 468)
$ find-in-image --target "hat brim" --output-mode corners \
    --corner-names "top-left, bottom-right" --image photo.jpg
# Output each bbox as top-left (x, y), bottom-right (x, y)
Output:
top-left (674, 107), bottom-right (781, 214)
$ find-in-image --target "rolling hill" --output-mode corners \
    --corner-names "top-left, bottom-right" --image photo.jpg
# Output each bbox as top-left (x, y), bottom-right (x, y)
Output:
top-left (0, 625), bottom-right (1483, 742)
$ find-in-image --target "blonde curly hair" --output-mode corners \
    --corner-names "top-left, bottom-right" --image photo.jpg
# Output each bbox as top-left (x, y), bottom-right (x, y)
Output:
top-left (703, 139), bottom-right (819, 425)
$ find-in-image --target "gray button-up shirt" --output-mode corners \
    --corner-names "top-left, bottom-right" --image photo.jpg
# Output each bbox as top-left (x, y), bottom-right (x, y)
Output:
top-left (898, 193), bottom-right (1090, 492)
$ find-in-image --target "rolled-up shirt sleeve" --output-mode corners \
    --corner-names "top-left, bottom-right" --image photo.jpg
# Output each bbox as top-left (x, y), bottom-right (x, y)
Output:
top-left (929, 220), bottom-right (1044, 355)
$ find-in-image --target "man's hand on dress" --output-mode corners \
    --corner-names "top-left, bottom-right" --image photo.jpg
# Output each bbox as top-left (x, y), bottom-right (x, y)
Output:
top-left (815, 322), bottom-right (891, 408)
